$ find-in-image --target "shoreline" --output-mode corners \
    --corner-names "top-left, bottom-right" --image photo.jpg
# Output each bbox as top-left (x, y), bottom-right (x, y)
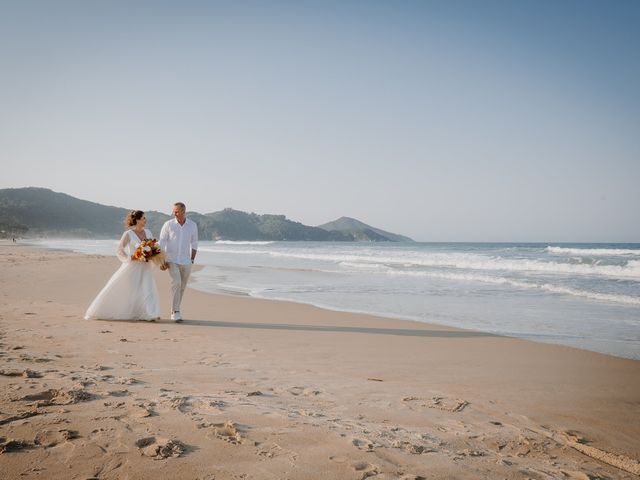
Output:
top-left (193, 281), bottom-right (640, 363)
top-left (23, 238), bottom-right (640, 360)
top-left (1, 242), bottom-right (639, 479)
top-left (23, 241), bottom-right (639, 363)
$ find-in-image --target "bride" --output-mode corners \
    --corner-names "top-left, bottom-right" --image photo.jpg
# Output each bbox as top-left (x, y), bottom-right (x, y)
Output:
top-left (85, 210), bottom-right (161, 321)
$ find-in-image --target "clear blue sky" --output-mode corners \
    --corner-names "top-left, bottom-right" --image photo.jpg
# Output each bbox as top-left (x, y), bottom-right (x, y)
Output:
top-left (2, 0), bottom-right (639, 241)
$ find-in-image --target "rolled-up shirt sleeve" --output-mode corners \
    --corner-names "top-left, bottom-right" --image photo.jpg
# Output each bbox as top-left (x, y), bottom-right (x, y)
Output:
top-left (159, 222), bottom-right (168, 253)
top-left (191, 222), bottom-right (198, 251)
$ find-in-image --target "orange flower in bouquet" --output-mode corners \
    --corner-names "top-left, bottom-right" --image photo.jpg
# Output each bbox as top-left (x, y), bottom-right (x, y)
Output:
top-left (132, 238), bottom-right (166, 267)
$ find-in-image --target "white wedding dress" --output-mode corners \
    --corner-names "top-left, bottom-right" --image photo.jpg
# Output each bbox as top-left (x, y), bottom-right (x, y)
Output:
top-left (85, 229), bottom-right (161, 320)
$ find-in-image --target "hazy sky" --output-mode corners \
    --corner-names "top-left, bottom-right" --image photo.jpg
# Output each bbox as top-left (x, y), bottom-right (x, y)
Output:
top-left (2, 1), bottom-right (639, 242)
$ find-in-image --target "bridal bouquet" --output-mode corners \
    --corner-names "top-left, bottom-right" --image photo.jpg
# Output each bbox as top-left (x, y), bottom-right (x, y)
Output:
top-left (132, 238), bottom-right (166, 267)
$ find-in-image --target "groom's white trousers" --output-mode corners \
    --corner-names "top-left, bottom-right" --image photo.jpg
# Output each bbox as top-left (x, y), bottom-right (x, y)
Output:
top-left (168, 263), bottom-right (192, 313)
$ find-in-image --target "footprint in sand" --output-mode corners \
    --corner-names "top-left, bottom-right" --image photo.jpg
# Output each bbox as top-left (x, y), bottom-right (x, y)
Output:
top-left (167, 395), bottom-right (226, 416)
top-left (428, 396), bottom-right (469, 412)
top-left (402, 395), bottom-right (468, 412)
top-left (34, 429), bottom-right (79, 447)
top-left (257, 442), bottom-right (284, 458)
top-left (0, 410), bottom-right (41, 427)
top-left (135, 436), bottom-right (186, 459)
top-left (351, 461), bottom-right (380, 479)
top-left (18, 354), bottom-right (52, 363)
top-left (206, 421), bottom-right (245, 445)
top-left (168, 395), bottom-right (197, 413)
top-left (256, 442), bottom-right (298, 462)
top-left (352, 437), bottom-right (376, 452)
top-left (0, 438), bottom-right (32, 453)
top-left (198, 355), bottom-right (223, 366)
top-left (0, 368), bottom-right (41, 378)
top-left (130, 401), bottom-right (155, 418)
top-left (287, 386), bottom-right (321, 397)
top-left (116, 377), bottom-right (141, 385)
top-left (391, 440), bottom-right (435, 455)
top-left (17, 388), bottom-right (94, 406)
top-left (493, 434), bottom-right (557, 458)
top-left (83, 364), bottom-right (112, 371)
top-left (329, 455), bottom-right (349, 463)
top-left (294, 409), bottom-right (324, 418)
top-left (107, 389), bottom-right (129, 398)
top-left (454, 448), bottom-right (486, 458)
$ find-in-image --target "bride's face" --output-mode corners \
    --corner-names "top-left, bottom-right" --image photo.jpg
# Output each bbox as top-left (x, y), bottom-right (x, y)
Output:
top-left (138, 215), bottom-right (147, 227)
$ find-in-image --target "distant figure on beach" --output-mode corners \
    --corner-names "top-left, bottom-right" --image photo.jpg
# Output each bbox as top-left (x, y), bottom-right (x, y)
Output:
top-left (84, 210), bottom-right (161, 321)
top-left (12, 237), bottom-right (16, 243)
top-left (159, 202), bottom-right (198, 322)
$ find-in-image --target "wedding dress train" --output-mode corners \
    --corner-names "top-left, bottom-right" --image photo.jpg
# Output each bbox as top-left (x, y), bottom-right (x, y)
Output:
top-left (85, 229), bottom-right (161, 320)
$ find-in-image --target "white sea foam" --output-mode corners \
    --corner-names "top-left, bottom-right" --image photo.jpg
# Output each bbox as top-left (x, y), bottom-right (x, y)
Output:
top-left (27, 239), bottom-right (118, 256)
top-left (214, 240), bottom-right (275, 245)
top-left (338, 262), bottom-right (640, 306)
top-left (546, 246), bottom-right (640, 256)
top-left (58, 239), bottom-right (639, 281)
top-left (199, 247), bottom-right (640, 279)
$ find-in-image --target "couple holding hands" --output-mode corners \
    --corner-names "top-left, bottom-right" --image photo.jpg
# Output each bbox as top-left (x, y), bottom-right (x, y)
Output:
top-left (85, 202), bottom-right (198, 323)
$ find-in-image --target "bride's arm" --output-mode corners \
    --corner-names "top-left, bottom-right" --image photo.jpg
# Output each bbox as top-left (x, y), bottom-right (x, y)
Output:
top-left (116, 231), bottom-right (131, 263)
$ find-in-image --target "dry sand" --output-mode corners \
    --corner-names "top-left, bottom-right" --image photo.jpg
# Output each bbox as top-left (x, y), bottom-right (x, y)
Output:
top-left (1, 242), bottom-right (639, 479)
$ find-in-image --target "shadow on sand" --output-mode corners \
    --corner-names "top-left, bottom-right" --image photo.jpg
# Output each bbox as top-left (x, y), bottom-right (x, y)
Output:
top-left (175, 319), bottom-right (498, 338)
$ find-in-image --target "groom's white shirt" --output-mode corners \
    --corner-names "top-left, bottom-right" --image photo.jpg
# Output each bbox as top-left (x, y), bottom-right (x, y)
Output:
top-left (159, 217), bottom-right (198, 265)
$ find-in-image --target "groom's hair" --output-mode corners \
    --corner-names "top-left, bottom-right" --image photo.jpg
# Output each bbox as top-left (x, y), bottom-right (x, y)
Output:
top-left (174, 202), bottom-right (186, 210)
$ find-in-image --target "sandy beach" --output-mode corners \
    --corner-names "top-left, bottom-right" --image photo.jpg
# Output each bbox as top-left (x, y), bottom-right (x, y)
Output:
top-left (1, 242), bottom-right (639, 480)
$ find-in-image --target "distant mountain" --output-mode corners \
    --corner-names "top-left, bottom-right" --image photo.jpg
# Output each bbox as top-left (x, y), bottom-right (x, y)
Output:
top-left (199, 208), bottom-right (350, 241)
top-left (0, 187), bottom-right (411, 242)
top-left (318, 216), bottom-right (413, 242)
top-left (0, 187), bottom-right (170, 237)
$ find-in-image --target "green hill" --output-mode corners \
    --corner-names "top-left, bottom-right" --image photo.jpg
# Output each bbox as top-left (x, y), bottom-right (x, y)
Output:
top-left (199, 209), bottom-right (350, 241)
top-left (0, 187), bottom-right (169, 237)
top-left (0, 187), bottom-right (411, 242)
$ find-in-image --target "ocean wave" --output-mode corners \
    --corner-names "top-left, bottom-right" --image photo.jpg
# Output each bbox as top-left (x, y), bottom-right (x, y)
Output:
top-left (202, 247), bottom-right (640, 279)
top-left (337, 263), bottom-right (640, 306)
top-left (546, 246), bottom-right (640, 256)
top-left (28, 239), bottom-right (118, 255)
top-left (213, 240), bottom-right (275, 245)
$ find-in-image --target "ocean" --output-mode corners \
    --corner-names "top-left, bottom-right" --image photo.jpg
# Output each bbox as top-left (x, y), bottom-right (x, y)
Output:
top-left (31, 239), bottom-right (640, 360)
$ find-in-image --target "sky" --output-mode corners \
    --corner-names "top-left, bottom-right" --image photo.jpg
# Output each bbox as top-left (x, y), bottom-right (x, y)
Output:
top-left (1, 0), bottom-right (639, 242)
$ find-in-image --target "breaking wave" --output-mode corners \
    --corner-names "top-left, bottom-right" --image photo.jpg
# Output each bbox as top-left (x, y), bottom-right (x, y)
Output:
top-left (546, 246), bottom-right (640, 256)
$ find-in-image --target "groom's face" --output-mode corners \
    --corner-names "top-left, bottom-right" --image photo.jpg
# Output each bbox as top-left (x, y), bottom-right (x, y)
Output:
top-left (173, 206), bottom-right (186, 222)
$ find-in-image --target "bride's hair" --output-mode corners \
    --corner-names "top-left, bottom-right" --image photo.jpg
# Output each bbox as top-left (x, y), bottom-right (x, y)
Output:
top-left (125, 210), bottom-right (145, 227)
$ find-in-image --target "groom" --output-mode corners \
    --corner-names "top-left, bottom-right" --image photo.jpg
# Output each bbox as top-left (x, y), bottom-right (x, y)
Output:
top-left (159, 202), bottom-right (198, 322)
